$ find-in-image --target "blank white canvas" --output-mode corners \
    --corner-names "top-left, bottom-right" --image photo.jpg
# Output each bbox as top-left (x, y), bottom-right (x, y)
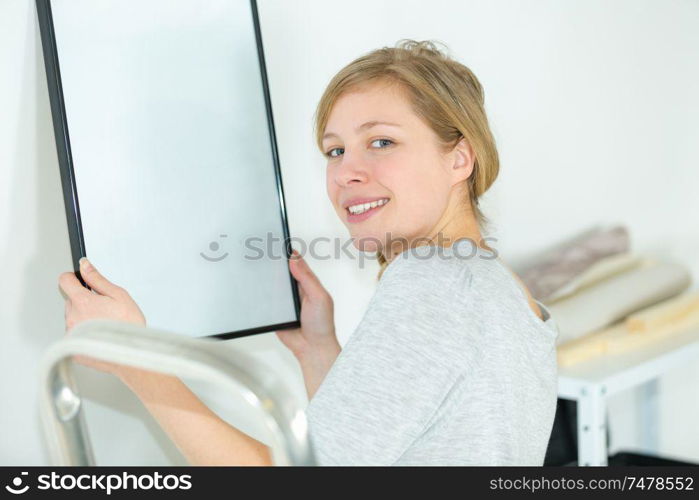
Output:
top-left (50, 0), bottom-right (297, 337)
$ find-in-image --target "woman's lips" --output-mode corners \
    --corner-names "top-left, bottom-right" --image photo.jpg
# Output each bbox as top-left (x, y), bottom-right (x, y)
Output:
top-left (346, 201), bottom-right (388, 223)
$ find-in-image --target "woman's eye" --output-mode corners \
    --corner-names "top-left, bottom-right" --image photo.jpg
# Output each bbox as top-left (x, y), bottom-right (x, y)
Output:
top-left (326, 147), bottom-right (344, 158)
top-left (325, 139), bottom-right (393, 158)
top-left (371, 138), bottom-right (394, 149)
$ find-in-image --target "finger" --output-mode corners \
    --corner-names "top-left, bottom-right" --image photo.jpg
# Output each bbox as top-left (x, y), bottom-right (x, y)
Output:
top-left (58, 272), bottom-right (90, 301)
top-left (289, 250), bottom-right (325, 299)
top-left (291, 269), bottom-right (307, 303)
top-left (79, 257), bottom-right (122, 298)
top-left (289, 250), bottom-right (307, 302)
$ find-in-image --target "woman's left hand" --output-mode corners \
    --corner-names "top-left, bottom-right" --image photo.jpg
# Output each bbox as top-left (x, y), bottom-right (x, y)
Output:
top-left (276, 249), bottom-right (339, 360)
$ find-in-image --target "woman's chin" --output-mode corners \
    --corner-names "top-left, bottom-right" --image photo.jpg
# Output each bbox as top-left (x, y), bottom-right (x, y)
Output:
top-left (351, 234), bottom-right (383, 254)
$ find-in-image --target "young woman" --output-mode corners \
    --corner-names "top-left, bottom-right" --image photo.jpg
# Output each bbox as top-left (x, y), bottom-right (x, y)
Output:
top-left (58, 39), bottom-right (559, 466)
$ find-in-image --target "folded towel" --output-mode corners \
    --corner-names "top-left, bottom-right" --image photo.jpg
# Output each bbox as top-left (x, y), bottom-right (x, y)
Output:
top-left (545, 252), bottom-right (644, 304)
top-left (517, 224), bottom-right (630, 302)
top-left (547, 258), bottom-right (692, 345)
top-left (558, 291), bottom-right (699, 367)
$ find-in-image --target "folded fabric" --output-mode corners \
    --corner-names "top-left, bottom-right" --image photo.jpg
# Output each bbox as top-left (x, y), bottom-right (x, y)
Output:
top-left (547, 258), bottom-right (692, 345)
top-left (545, 252), bottom-right (644, 304)
top-left (624, 291), bottom-right (699, 333)
top-left (558, 291), bottom-right (699, 367)
top-left (517, 224), bottom-right (630, 302)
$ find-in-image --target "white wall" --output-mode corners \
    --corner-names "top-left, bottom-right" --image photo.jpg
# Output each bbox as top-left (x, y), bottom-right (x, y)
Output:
top-left (1, 0), bottom-right (698, 464)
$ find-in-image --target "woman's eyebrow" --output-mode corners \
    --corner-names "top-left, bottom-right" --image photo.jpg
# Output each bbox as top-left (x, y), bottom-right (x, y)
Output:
top-left (322, 121), bottom-right (401, 140)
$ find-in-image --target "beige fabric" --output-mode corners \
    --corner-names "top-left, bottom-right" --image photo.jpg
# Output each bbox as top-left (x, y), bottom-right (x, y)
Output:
top-left (547, 258), bottom-right (691, 345)
top-left (558, 291), bottom-right (699, 367)
top-left (517, 225), bottom-right (630, 302)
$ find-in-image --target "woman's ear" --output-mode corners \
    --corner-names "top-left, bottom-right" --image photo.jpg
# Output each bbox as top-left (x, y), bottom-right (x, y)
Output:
top-left (450, 136), bottom-right (475, 185)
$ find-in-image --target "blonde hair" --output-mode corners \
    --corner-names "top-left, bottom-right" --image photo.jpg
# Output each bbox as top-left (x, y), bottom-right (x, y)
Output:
top-left (313, 39), bottom-right (500, 280)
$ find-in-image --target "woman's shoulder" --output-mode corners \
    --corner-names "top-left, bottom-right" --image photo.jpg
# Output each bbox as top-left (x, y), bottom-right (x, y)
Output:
top-left (370, 240), bottom-right (489, 342)
top-left (379, 238), bottom-right (495, 292)
top-left (378, 239), bottom-right (559, 340)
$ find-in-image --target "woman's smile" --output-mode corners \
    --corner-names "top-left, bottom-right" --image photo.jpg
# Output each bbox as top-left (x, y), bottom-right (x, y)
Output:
top-left (345, 198), bottom-right (390, 223)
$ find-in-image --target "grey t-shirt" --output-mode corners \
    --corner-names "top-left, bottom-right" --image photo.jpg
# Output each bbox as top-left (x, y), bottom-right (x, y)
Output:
top-left (305, 238), bottom-right (559, 466)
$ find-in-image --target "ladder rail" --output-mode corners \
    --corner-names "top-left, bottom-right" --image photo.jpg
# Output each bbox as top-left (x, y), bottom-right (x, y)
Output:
top-left (38, 319), bottom-right (315, 466)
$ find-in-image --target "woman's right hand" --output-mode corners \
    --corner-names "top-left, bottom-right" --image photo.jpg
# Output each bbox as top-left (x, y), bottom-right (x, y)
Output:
top-left (276, 249), bottom-right (339, 361)
top-left (59, 257), bottom-right (147, 378)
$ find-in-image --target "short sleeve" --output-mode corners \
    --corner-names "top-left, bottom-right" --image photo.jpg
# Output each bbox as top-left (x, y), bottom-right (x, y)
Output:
top-left (305, 249), bottom-right (478, 465)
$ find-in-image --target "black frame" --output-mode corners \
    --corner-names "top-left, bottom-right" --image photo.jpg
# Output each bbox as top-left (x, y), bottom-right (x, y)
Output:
top-left (36, 0), bottom-right (301, 340)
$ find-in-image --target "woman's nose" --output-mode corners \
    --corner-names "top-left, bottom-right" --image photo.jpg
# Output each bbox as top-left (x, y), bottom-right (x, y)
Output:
top-left (334, 153), bottom-right (369, 187)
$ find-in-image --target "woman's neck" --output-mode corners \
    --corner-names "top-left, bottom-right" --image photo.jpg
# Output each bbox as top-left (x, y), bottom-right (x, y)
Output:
top-left (384, 190), bottom-right (486, 265)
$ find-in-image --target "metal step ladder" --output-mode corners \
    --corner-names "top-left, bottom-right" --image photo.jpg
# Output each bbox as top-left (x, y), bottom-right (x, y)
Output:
top-left (38, 319), bottom-right (315, 466)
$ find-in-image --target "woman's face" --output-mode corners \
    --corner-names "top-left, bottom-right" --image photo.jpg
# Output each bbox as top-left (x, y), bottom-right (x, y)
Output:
top-left (323, 80), bottom-right (471, 256)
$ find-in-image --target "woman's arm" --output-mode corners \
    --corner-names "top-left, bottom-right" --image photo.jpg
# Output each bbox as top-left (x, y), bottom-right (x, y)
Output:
top-left (118, 343), bottom-right (341, 464)
top-left (296, 341), bottom-right (342, 399)
top-left (276, 249), bottom-right (341, 399)
top-left (60, 252), bottom-right (339, 463)
top-left (60, 259), bottom-right (273, 465)
top-left (117, 341), bottom-right (340, 465)
top-left (119, 368), bottom-right (273, 466)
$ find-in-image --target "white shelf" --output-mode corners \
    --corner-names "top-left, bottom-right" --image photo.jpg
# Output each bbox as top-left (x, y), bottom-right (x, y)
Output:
top-left (556, 326), bottom-right (699, 466)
